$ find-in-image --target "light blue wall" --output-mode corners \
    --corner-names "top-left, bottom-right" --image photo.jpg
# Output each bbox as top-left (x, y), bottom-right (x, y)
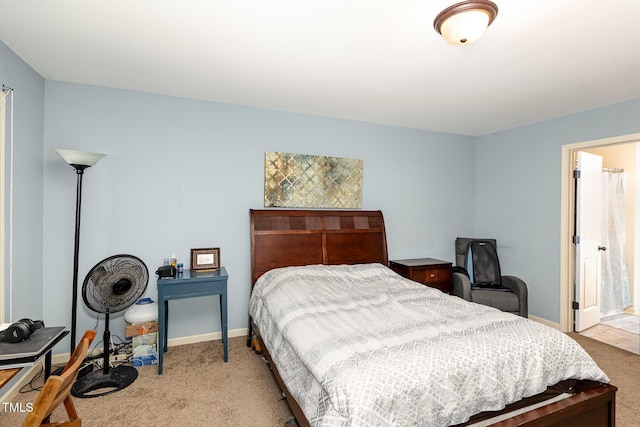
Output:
top-left (42, 81), bottom-right (476, 349)
top-left (0, 41), bottom-right (45, 323)
top-left (476, 99), bottom-right (640, 322)
top-left (6, 36), bottom-right (640, 347)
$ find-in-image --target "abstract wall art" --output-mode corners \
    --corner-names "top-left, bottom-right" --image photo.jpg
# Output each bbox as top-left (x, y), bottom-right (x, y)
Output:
top-left (264, 152), bottom-right (363, 208)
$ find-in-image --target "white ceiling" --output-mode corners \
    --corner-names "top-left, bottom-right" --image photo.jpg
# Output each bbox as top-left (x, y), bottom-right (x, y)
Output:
top-left (1, 0), bottom-right (640, 136)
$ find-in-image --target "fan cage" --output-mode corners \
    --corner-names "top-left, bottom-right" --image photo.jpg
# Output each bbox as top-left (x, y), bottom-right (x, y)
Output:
top-left (82, 254), bottom-right (149, 314)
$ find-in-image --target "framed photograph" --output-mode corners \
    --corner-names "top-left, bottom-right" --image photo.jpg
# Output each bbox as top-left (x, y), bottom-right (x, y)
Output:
top-left (190, 247), bottom-right (220, 271)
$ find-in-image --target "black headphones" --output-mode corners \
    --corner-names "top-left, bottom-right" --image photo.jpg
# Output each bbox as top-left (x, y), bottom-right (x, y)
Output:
top-left (0, 318), bottom-right (45, 343)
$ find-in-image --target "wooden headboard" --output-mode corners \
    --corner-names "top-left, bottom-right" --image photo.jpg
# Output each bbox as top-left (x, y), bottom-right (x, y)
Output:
top-left (250, 209), bottom-right (388, 285)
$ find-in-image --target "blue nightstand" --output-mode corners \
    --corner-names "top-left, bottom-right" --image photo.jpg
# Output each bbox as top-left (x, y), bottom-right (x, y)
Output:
top-left (156, 267), bottom-right (228, 375)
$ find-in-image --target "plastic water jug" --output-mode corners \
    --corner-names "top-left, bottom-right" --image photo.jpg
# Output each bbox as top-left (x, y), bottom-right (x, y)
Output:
top-left (125, 298), bottom-right (158, 324)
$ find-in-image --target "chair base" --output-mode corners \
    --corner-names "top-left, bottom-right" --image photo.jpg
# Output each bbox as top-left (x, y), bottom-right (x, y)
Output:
top-left (71, 366), bottom-right (138, 398)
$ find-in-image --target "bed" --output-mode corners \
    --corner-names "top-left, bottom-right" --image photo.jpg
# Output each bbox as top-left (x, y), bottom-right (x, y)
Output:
top-left (248, 209), bottom-right (616, 426)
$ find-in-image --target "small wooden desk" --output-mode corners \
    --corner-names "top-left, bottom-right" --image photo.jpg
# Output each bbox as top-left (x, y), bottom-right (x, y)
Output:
top-left (0, 368), bottom-right (20, 389)
top-left (156, 268), bottom-right (228, 375)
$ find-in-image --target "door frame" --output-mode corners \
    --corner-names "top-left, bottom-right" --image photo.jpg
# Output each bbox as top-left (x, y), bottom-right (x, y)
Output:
top-left (560, 132), bottom-right (640, 332)
top-left (0, 91), bottom-right (5, 323)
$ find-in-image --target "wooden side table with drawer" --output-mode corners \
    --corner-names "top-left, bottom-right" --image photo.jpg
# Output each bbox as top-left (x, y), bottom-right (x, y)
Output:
top-left (389, 258), bottom-right (453, 293)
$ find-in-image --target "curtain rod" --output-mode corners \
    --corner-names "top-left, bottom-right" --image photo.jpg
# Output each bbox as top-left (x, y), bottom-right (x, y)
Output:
top-left (2, 84), bottom-right (14, 92)
top-left (603, 167), bottom-right (624, 173)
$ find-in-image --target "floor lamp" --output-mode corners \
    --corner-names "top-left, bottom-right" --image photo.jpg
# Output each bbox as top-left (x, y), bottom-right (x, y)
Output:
top-left (55, 148), bottom-right (106, 354)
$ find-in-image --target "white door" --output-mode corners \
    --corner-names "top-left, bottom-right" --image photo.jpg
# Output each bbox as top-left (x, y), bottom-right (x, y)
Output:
top-left (574, 151), bottom-right (603, 332)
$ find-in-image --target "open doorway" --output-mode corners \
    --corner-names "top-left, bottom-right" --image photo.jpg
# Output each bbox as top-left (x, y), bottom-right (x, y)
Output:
top-left (560, 133), bottom-right (640, 354)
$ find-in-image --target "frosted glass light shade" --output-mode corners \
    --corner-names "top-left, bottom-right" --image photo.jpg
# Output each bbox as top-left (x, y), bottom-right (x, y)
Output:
top-left (55, 148), bottom-right (106, 167)
top-left (440, 10), bottom-right (490, 45)
top-left (434, 1), bottom-right (498, 46)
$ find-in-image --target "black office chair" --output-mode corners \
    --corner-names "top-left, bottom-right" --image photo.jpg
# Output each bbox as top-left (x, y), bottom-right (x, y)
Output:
top-left (452, 238), bottom-right (528, 317)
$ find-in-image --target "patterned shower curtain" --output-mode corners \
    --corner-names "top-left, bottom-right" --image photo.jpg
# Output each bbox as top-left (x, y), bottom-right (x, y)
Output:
top-left (600, 171), bottom-right (632, 314)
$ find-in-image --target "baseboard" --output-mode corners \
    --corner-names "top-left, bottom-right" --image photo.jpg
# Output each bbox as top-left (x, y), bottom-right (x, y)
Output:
top-left (51, 327), bottom-right (249, 365)
top-left (165, 327), bottom-right (248, 348)
top-left (52, 344), bottom-right (103, 365)
top-left (529, 314), bottom-right (561, 330)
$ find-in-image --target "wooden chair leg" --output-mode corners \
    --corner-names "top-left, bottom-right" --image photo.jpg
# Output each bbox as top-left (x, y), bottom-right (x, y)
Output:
top-left (62, 396), bottom-right (79, 421)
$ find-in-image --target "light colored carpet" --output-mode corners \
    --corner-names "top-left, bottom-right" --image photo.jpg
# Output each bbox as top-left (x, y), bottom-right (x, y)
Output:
top-left (3, 334), bottom-right (638, 426)
top-left (601, 313), bottom-right (640, 335)
top-left (569, 332), bottom-right (640, 427)
top-left (2, 336), bottom-right (292, 426)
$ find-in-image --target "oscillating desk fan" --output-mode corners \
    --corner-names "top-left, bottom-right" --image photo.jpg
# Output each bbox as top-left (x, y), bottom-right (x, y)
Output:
top-left (71, 254), bottom-right (149, 398)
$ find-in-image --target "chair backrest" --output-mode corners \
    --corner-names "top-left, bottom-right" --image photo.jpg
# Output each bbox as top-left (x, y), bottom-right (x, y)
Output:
top-left (22, 330), bottom-right (96, 427)
top-left (455, 238), bottom-right (501, 286)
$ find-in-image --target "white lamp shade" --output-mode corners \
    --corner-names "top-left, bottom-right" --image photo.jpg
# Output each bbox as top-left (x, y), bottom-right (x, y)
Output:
top-left (440, 9), bottom-right (490, 45)
top-left (55, 148), bottom-right (106, 167)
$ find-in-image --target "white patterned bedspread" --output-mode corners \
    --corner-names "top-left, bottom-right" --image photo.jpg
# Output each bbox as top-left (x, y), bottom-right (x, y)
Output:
top-left (249, 263), bottom-right (609, 427)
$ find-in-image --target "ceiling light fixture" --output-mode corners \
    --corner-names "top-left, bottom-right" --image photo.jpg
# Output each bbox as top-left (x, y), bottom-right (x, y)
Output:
top-left (434, 0), bottom-right (498, 46)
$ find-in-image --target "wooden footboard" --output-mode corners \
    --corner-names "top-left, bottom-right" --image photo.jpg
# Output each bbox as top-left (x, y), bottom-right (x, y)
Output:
top-left (253, 327), bottom-right (616, 427)
top-left (469, 382), bottom-right (616, 426)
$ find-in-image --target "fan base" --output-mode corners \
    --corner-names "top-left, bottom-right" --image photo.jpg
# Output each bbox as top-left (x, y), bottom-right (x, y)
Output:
top-left (71, 366), bottom-right (138, 398)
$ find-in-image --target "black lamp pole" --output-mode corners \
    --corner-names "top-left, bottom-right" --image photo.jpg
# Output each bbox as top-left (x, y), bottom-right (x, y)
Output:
top-left (70, 164), bottom-right (88, 354)
top-left (55, 148), bottom-right (105, 355)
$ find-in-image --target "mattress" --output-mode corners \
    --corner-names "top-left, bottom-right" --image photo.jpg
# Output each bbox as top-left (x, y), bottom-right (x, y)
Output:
top-left (249, 263), bottom-right (609, 427)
